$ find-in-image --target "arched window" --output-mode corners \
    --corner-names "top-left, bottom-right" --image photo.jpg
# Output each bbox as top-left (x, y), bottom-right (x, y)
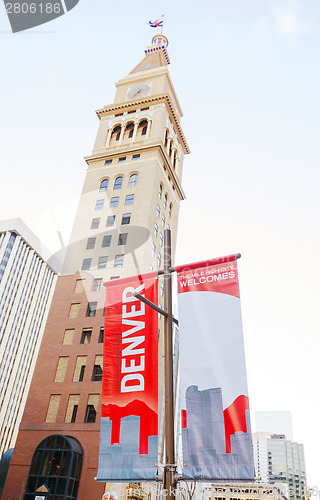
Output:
top-left (157, 252), bottom-right (161, 267)
top-left (169, 140), bottom-right (172, 156)
top-left (126, 122), bottom-right (135, 139)
top-left (139, 120), bottom-right (148, 136)
top-left (24, 435), bottom-right (83, 500)
top-left (164, 194), bottom-right (167, 209)
top-left (159, 184), bottom-right (163, 199)
top-left (128, 174), bottom-right (137, 187)
top-left (111, 125), bottom-right (121, 141)
top-left (169, 203), bottom-right (173, 218)
top-left (99, 179), bottom-right (108, 192)
top-left (113, 177), bottom-right (123, 190)
top-left (154, 223), bottom-right (158, 237)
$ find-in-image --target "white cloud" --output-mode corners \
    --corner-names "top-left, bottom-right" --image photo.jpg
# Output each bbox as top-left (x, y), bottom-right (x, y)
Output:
top-left (272, 1), bottom-right (305, 41)
top-left (252, 0), bottom-right (308, 43)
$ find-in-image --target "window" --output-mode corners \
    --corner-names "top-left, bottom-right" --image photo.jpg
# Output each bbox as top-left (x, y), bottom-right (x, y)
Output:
top-left (157, 252), bottom-right (161, 267)
top-left (118, 157), bottom-right (126, 164)
top-left (86, 302), bottom-right (97, 317)
top-left (110, 196), bottom-right (119, 207)
top-left (118, 233), bottom-right (128, 245)
top-left (129, 174), bottom-right (137, 187)
top-left (99, 179), bottom-right (109, 192)
top-left (86, 237), bottom-right (96, 250)
top-left (98, 327), bottom-right (104, 343)
top-left (80, 329), bottom-right (92, 344)
top-left (159, 184), bottom-right (163, 199)
top-left (92, 356), bottom-right (103, 381)
top-left (106, 215), bottom-right (116, 227)
top-left (65, 395), bottom-right (80, 423)
top-left (54, 357), bottom-right (69, 383)
top-left (92, 365), bottom-right (103, 382)
top-left (84, 405), bottom-right (96, 423)
top-left (139, 119), bottom-right (148, 136)
top-left (92, 278), bottom-right (102, 292)
top-left (114, 254), bottom-right (124, 267)
top-left (110, 276), bottom-right (120, 280)
top-left (114, 176), bottom-right (123, 189)
top-left (73, 356), bottom-right (87, 382)
top-left (91, 217), bottom-right (100, 229)
top-left (159, 233), bottom-right (163, 247)
top-left (169, 203), bottom-right (172, 217)
top-left (164, 194), bottom-right (167, 209)
top-left (102, 235), bottom-right (112, 247)
top-left (121, 212), bottom-right (131, 225)
top-left (84, 394), bottom-right (99, 423)
top-left (98, 256), bottom-right (108, 268)
top-left (63, 329), bottom-right (74, 345)
top-left (125, 194), bottom-right (134, 205)
top-left (95, 199), bottom-right (104, 210)
top-left (69, 303), bottom-right (80, 319)
top-left (24, 434), bottom-right (83, 500)
top-left (162, 214), bottom-right (165, 227)
top-left (167, 223), bottom-right (170, 230)
top-left (105, 159), bottom-right (112, 165)
top-left (149, 264), bottom-right (153, 271)
top-left (164, 129), bottom-right (168, 147)
top-left (45, 395), bottom-right (61, 423)
top-left (81, 258), bottom-right (91, 270)
top-left (126, 122), bottom-right (134, 138)
top-left (154, 223), bottom-right (158, 237)
top-left (71, 405), bottom-right (78, 423)
top-left (156, 204), bottom-right (160, 217)
top-left (152, 243), bottom-right (156, 257)
top-left (111, 125), bottom-right (121, 141)
top-left (160, 281), bottom-right (164, 296)
top-left (74, 279), bottom-right (84, 293)
top-left (132, 154), bottom-right (140, 160)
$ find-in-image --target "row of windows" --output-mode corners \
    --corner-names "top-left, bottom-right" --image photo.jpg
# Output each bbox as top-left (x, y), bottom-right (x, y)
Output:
top-left (110, 120), bottom-right (148, 143)
top-left (86, 232), bottom-right (128, 251)
top-left (82, 253), bottom-right (124, 272)
top-left (99, 173), bottom-right (137, 193)
top-left (95, 194), bottom-right (134, 211)
top-left (63, 326), bottom-right (104, 345)
top-left (55, 354), bottom-right (103, 384)
top-left (104, 154), bottom-right (140, 168)
top-left (46, 393), bottom-right (100, 424)
top-left (69, 301), bottom-right (104, 318)
top-left (91, 212), bottom-right (131, 229)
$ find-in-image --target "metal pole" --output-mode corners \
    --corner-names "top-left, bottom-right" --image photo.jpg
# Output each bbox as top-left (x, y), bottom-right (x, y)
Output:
top-left (163, 229), bottom-right (176, 498)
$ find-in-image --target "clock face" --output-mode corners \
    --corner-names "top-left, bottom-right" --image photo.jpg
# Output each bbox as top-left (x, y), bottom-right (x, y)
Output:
top-left (127, 84), bottom-right (151, 100)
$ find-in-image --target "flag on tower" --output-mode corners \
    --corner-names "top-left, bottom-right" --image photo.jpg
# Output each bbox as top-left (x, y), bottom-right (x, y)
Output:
top-left (149, 15), bottom-right (164, 28)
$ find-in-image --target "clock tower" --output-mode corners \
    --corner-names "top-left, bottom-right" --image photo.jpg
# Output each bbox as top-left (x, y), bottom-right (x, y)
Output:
top-left (2, 36), bottom-right (189, 500)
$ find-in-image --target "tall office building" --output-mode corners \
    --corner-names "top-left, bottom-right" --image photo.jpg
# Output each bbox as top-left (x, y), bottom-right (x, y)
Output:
top-left (253, 431), bottom-right (272, 482)
top-left (267, 435), bottom-right (306, 500)
top-left (2, 35), bottom-right (189, 500)
top-left (0, 218), bottom-right (58, 459)
top-left (256, 411), bottom-right (293, 441)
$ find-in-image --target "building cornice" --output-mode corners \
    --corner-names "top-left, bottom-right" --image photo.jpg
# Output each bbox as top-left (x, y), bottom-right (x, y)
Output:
top-left (84, 144), bottom-right (186, 201)
top-left (95, 94), bottom-right (190, 155)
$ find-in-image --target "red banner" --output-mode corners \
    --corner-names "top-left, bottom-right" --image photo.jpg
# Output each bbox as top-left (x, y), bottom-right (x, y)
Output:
top-left (98, 272), bottom-right (158, 481)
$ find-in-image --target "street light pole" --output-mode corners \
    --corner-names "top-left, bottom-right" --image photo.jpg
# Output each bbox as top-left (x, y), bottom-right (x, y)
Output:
top-left (163, 229), bottom-right (176, 499)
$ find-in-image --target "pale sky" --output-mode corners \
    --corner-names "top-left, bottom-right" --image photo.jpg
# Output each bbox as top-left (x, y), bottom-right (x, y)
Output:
top-left (1, 0), bottom-right (320, 488)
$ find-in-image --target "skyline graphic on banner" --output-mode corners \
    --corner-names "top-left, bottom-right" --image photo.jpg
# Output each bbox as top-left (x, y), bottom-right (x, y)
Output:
top-left (181, 385), bottom-right (254, 480)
